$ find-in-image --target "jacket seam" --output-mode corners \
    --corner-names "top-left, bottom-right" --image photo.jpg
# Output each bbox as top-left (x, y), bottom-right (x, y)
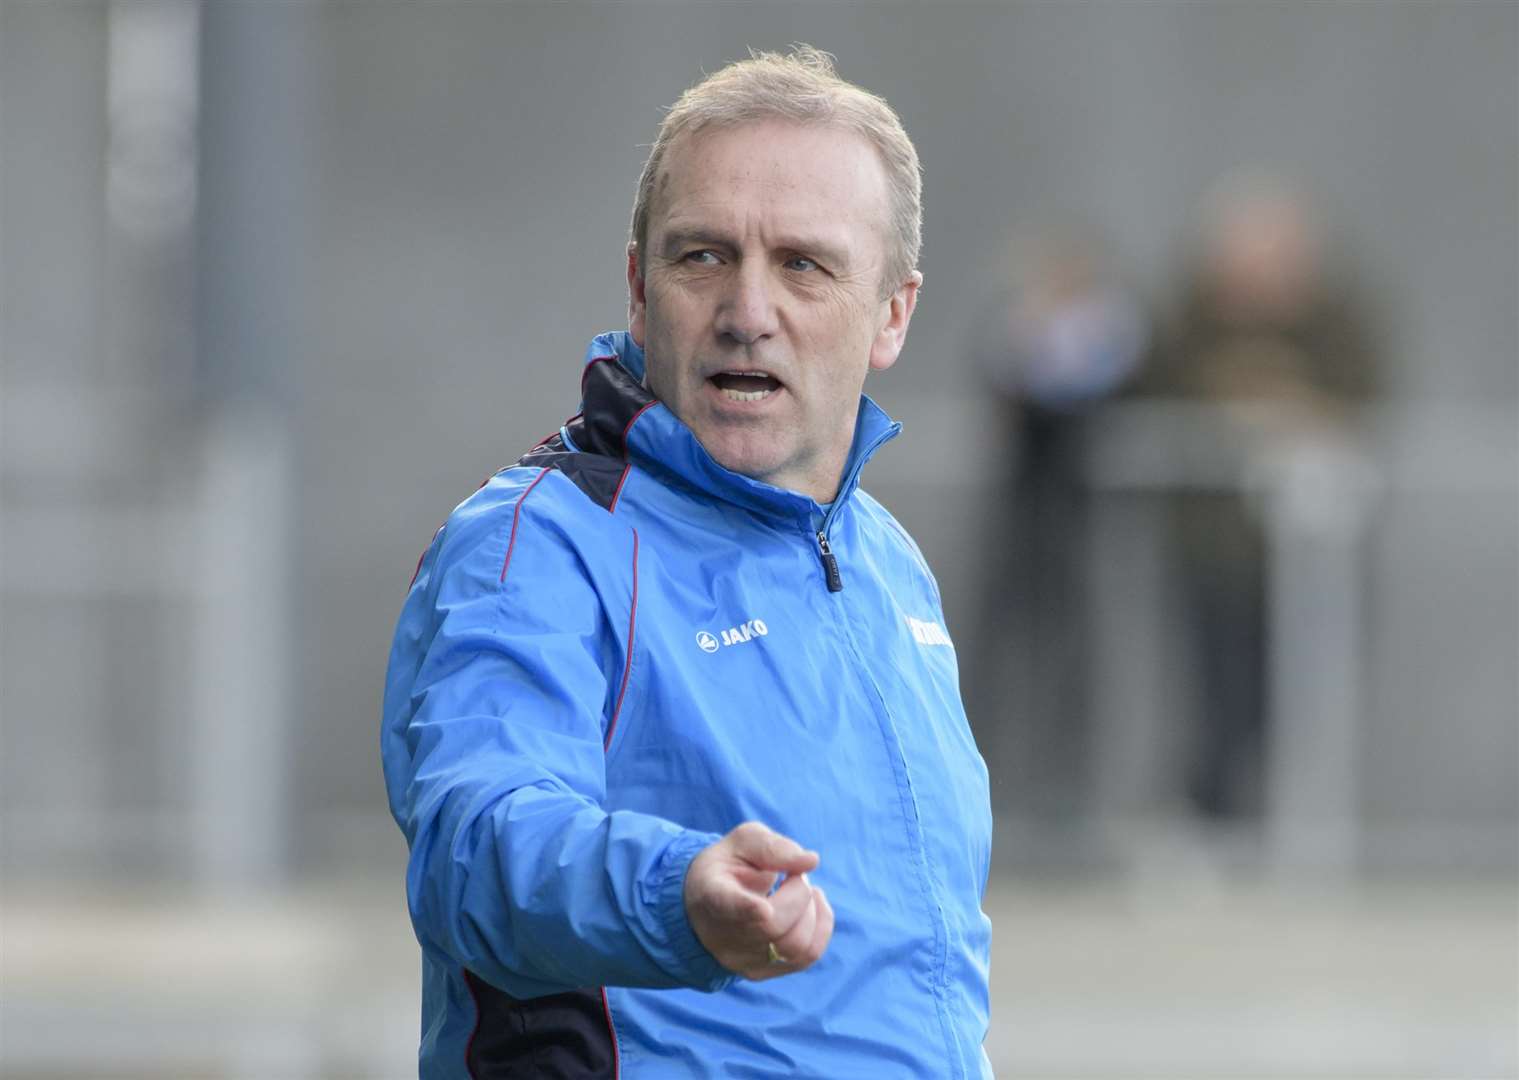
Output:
top-left (609, 463), bottom-right (633, 514)
top-left (495, 462), bottom-right (640, 760)
top-left (620, 399), bottom-right (659, 457)
top-left (882, 514), bottom-right (942, 607)
top-left (409, 523), bottom-right (445, 590)
top-left (579, 353), bottom-right (617, 395)
top-left (600, 987), bottom-right (622, 1078)
top-left (604, 528), bottom-right (639, 754)
top-left (462, 966), bottom-right (482, 1080)
top-left (830, 585), bottom-right (964, 1078)
top-left (498, 468), bottom-right (553, 583)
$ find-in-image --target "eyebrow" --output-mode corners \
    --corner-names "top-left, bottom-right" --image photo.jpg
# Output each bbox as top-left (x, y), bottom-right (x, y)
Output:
top-left (657, 225), bottom-right (853, 269)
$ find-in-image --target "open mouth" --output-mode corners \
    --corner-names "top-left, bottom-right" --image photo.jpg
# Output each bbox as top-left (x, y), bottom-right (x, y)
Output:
top-left (709, 371), bottom-right (782, 403)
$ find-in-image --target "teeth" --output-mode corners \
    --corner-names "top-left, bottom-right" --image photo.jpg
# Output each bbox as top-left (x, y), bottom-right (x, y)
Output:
top-left (720, 387), bottom-right (774, 402)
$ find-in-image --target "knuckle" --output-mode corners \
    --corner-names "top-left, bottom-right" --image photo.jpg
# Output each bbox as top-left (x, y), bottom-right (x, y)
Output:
top-left (741, 899), bottom-right (772, 930)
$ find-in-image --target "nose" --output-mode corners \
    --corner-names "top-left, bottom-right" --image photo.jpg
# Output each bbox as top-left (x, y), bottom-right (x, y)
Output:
top-left (713, 261), bottom-right (779, 345)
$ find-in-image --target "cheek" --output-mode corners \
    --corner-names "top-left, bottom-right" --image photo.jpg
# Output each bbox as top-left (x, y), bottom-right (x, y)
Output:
top-left (794, 302), bottom-right (880, 376)
top-left (813, 288), bottom-right (882, 341)
top-left (647, 284), bottom-right (711, 342)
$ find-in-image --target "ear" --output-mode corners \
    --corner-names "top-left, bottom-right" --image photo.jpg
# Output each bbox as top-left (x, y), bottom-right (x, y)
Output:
top-left (627, 243), bottom-right (647, 348)
top-left (867, 270), bottom-right (922, 373)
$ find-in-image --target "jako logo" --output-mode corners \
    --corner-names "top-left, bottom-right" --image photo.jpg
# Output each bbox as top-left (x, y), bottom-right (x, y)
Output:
top-left (697, 619), bottom-right (769, 652)
top-left (906, 615), bottom-right (953, 647)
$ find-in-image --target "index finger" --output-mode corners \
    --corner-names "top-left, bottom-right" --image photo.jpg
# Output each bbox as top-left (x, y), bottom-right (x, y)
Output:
top-left (727, 822), bottom-right (820, 875)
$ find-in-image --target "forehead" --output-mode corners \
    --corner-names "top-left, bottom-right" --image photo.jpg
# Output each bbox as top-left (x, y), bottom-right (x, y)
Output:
top-left (650, 119), bottom-right (890, 254)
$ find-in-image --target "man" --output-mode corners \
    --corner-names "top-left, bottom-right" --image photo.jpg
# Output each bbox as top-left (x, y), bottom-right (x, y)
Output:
top-left (1146, 174), bottom-right (1380, 821)
top-left (382, 46), bottom-right (992, 1078)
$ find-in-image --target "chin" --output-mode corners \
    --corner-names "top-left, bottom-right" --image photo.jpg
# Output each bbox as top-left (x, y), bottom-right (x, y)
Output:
top-left (704, 435), bottom-right (789, 484)
top-left (713, 449), bottom-right (784, 483)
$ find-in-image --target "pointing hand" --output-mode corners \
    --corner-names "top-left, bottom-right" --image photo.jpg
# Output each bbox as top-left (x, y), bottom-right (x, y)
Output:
top-left (683, 821), bottom-right (835, 980)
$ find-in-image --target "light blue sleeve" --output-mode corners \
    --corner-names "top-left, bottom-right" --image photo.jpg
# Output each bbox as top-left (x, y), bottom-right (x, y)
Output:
top-left (381, 478), bottom-right (732, 998)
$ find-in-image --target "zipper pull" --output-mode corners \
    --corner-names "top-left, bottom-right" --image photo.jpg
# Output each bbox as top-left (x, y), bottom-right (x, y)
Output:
top-left (817, 531), bottom-right (843, 592)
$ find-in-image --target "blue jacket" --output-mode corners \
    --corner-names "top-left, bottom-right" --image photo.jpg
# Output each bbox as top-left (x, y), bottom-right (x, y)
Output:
top-left (382, 333), bottom-right (993, 1078)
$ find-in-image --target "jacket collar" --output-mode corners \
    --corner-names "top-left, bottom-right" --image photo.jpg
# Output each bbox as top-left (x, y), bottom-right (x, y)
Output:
top-left (570, 331), bottom-right (900, 523)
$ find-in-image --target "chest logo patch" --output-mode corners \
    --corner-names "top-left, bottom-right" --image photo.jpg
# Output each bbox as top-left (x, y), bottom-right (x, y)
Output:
top-left (906, 615), bottom-right (953, 647)
top-left (697, 619), bottom-right (768, 653)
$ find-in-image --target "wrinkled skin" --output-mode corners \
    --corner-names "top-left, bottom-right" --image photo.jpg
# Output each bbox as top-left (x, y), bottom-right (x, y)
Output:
top-left (629, 119), bottom-right (920, 504)
top-left (682, 822), bottom-right (835, 980)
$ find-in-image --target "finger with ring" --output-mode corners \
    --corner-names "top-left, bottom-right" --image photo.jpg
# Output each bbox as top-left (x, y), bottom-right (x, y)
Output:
top-left (766, 941), bottom-right (785, 966)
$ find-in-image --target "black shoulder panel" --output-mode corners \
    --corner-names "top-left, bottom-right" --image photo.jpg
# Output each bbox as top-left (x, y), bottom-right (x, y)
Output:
top-left (504, 359), bottom-right (657, 513)
top-left (464, 970), bottom-right (615, 1079)
top-left (572, 358), bottom-right (658, 459)
top-left (517, 433), bottom-right (627, 513)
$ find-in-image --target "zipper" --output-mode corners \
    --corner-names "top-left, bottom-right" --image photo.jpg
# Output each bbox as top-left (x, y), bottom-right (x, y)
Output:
top-left (817, 555), bottom-right (959, 1074)
top-left (816, 531), bottom-right (843, 592)
top-left (809, 415), bottom-right (900, 594)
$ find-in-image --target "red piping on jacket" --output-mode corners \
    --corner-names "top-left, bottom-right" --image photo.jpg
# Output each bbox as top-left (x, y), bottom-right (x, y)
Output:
top-left (604, 529), bottom-right (638, 752)
top-left (408, 524), bottom-right (444, 589)
top-left (408, 464), bottom-right (502, 590)
top-left (600, 986), bottom-right (622, 1078)
top-left (455, 360), bottom-right (641, 1078)
top-left (619, 400), bottom-right (658, 459)
top-left (499, 468), bottom-right (552, 583)
top-left (607, 386), bottom-right (657, 514)
top-left (462, 968), bottom-right (483, 1080)
top-left (609, 464), bottom-right (633, 514)
top-left (580, 354), bottom-right (617, 394)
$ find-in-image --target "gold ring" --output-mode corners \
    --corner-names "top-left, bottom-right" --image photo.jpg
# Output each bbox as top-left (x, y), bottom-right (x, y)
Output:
top-left (766, 942), bottom-right (785, 966)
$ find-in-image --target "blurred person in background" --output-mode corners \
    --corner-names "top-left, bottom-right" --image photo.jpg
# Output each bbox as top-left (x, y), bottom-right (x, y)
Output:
top-left (381, 47), bottom-right (993, 1078)
top-left (1146, 172), bottom-right (1381, 822)
top-left (966, 223), bottom-right (1149, 850)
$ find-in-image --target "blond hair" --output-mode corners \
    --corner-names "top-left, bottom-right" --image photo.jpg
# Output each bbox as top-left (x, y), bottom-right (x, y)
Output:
top-left (630, 45), bottom-right (922, 292)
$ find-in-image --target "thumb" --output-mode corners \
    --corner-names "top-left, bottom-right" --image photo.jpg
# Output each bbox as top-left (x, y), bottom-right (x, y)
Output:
top-left (727, 821), bottom-right (819, 875)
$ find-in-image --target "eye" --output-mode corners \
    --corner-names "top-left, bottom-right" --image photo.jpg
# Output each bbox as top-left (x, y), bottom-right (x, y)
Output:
top-left (683, 250), bottom-right (722, 266)
top-left (785, 255), bottom-right (820, 273)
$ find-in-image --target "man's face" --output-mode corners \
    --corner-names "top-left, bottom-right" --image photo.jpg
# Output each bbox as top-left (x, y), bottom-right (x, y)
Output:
top-left (628, 120), bottom-right (920, 503)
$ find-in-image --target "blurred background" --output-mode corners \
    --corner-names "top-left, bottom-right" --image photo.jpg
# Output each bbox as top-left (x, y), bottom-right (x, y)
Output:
top-left (2, 2), bottom-right (1515, 1077)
